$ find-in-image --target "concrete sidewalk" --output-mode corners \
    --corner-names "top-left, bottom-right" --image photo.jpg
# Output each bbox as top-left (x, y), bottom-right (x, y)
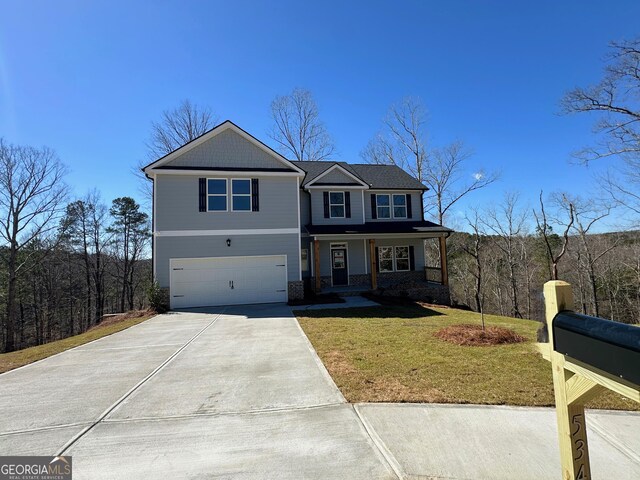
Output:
top-left (356, 403), bottom-right (640, 480)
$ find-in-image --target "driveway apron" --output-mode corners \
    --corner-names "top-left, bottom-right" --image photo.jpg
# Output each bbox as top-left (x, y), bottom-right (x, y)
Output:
top-left (0, 305), bottom-right (398, 479)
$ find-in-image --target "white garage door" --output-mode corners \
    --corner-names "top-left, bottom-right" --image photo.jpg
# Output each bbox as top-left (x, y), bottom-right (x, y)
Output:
top-left (169, 255), bottom-right (288, 309)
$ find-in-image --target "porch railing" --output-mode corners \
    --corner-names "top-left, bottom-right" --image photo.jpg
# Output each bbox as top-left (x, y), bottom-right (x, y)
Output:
top-left (425, 266), bottom-right (443, 284)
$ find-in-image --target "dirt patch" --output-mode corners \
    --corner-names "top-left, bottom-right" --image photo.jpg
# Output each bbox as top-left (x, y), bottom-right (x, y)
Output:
top-left (324, 350), bottom-right (358, 376)
top-left (435, 324), bottom-right (526, 346)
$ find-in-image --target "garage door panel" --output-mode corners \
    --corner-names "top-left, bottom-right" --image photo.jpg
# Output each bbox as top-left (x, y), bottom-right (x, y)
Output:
top-left (169, 255), bottom-right (288, 309)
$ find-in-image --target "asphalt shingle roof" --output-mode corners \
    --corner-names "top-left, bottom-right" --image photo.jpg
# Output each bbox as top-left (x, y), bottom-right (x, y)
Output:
top-left (291, 161), bottom-right (427, 190)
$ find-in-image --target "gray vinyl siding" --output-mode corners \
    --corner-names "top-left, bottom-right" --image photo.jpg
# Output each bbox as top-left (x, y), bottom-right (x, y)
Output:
top-left (163, 129), bottom-right (287, 170)
top-left (315, 168), bottom-right (360, 184)
top-left (365, 191), bottom-right (423, 222)
top-left (310, 189), bottom-right (365, 225)
top-left (373, 238), bottom-right (426, 270)
top-left (318, 237), bottom-right (425, 277)
top-left (155, 233), bottom-right (300, 288)
top-left (156, 175), bottom-right (299, 230)
top-left (318, 239), bottom-right (368, 276)
top-left (300, 190), bottom-right (311, 228)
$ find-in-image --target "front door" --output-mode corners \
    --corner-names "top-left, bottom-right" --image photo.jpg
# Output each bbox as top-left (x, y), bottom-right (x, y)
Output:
top-left (331, 248), bottom-right (348, 286)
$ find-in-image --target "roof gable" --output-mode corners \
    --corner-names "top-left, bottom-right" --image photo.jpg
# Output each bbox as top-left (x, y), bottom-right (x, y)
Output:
top-left (304, 163), bottom-right (369, 188)
top-left (293, 161), bottom-right (426, 190)
top-left (143, 121), bottom-right (304, 175)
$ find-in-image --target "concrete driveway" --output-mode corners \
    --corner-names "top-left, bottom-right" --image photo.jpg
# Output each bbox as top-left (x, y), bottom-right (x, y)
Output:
top-left (0, 304), bottom-right (396, 479)
top-left (1, 303), bottom-right (638, 479)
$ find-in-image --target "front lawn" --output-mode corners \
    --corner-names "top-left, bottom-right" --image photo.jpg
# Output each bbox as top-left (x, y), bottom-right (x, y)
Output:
top-left (296, 303), bottom-right (638, 410)
top-left (0, 311), bottom-right (155, 374)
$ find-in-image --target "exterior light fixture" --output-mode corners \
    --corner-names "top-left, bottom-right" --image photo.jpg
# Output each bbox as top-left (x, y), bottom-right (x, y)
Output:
top-left (226, 238), bottom-right (231, 247)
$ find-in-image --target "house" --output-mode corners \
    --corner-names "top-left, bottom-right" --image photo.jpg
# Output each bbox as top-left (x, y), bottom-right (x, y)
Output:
top-left (143, 120), bottom-right (452, 309)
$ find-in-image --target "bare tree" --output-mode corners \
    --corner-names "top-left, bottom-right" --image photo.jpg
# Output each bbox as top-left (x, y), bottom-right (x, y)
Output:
top-left (460, 209), bottom-right (485, 315)
top-left (268, 88), bottom-right (335, 161)
top-left (568, 196), bottom-right (617, 317)
top-left (426, 142), bottom-right (498, 224)
top-left (362, 97), bottom-right (429, 180)
top-left (135, 100), bottom-right (217, 203)
top-left (362, 97), bottom-right (498, 224)
top-left (533, 192), bottom-right (575, 281)
top-left (562, 38), bottom-right (640, 223)
top-left (61, 191), bottom-right (111, 325)
top-left (562, 38), bottom-right (640, 162)
top-left (484, 193), bottom-right (528, 318)
top-left (0, 140), bottom-right (67, 352)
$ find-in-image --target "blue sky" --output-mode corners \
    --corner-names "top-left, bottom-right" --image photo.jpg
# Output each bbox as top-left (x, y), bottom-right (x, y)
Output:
top-left (1, 1), bottom-right (638, 229)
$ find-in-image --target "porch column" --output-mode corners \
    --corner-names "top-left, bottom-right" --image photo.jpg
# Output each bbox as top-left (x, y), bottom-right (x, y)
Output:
top-left (314, 238), bottom-right (321, 291)
top-left (369, 239), bottom-right (377, 290)
top-left (439, 236), bottom-right (449, 286)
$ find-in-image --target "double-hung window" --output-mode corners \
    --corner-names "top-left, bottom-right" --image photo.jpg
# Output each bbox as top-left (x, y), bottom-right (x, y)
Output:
top-left (376, 194), bottom-right (391, 219)
top-left (393, 194), bottom-right (407, 218)
top-left (207, 179), bottom-right (227, 211)
top-left (329, 192), bottom-right (345, 218)
top-left (231, 179), bottom-right (251, 211)
top-left (394, 246), bottom-right (410, 271)
top-left (378, 245), bottom-right (410, 272)
top-left (378, 247), bottom-right (394, 272)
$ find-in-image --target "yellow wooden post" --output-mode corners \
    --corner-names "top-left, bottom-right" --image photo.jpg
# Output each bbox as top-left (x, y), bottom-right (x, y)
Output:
top-left (314, 239), bottom-right (321, 292)
top-left (545, 281), bottom-right (597, 480)
top-left (369, 239), bottom-right (377, 290)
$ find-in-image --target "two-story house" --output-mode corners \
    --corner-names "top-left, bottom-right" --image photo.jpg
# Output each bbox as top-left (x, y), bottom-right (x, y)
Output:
top-left (143, 120), bottom-right (452, 309)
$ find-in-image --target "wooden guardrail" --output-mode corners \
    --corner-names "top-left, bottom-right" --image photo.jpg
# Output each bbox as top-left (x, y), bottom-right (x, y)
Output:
top-left (542, 280), bottom-right (640, 480)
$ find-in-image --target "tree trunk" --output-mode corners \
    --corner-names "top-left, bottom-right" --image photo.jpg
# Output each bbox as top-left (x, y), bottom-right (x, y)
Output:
top-left (4, 243), bottom-right (18, 352)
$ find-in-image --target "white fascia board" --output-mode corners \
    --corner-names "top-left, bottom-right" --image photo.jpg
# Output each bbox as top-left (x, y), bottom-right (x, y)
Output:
top-left (305, 185), bottom-right (369, 190)
top-left (143, 121), bottom-right (305, 175)
top-left (304, 164), bottom-right (369, 188)
top-left (148, 169), bottom-right (304, 177)
top-left (369, 188), bottom-right (426, 192)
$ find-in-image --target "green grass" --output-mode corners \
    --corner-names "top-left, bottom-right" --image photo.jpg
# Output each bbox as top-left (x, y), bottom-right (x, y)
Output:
top-left (0, 313), bottom-right (155, 374)
top-left (296, 303), bottom-right (638, 411)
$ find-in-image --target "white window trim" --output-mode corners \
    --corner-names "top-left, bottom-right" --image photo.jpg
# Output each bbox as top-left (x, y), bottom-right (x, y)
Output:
top-left (231, 178), bottom-right (252, 212)
top-left (376, 194), bottom-right (391, 219)
top-left (206, 178), bottom-right (228, 212)
top-left (392, 194), bottom-right (407, 219)
top-left (378, 246), bottom-right (394, 273)
top-left (394, 246), bottom-right (410, 272)
top-left (329, 191), bottom-right (346, 218)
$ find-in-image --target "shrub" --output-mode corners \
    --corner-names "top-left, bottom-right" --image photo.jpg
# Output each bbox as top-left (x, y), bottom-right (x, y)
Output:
top-left (147, 281), bottom-right (169, 313)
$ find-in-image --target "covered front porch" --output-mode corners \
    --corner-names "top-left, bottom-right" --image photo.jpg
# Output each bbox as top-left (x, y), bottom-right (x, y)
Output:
top-left (309, 235), bottom-right (449, 290)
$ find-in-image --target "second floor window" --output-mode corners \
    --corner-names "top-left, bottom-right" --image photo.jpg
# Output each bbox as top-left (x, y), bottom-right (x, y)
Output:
top-left (393, 194), bottom-right (407, 218)
top-left (330, 192), bottom-right (345, 218)
top-left (376, 194), bottom-right (391, 218)
top-left (207, 179), bottom-right (227, 211)
top-left (232, 179), bottom-right (251, 211)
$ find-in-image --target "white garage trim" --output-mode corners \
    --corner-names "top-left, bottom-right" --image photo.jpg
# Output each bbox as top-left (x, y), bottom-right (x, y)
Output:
top-left (169, 254), bottom-right (288, 309)
top-left (156, 228), bottom-right (299, 237)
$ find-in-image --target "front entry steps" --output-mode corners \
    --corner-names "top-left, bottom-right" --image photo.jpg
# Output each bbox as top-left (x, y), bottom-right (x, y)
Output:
top-left (324, 285), bottom-right (372, 297)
